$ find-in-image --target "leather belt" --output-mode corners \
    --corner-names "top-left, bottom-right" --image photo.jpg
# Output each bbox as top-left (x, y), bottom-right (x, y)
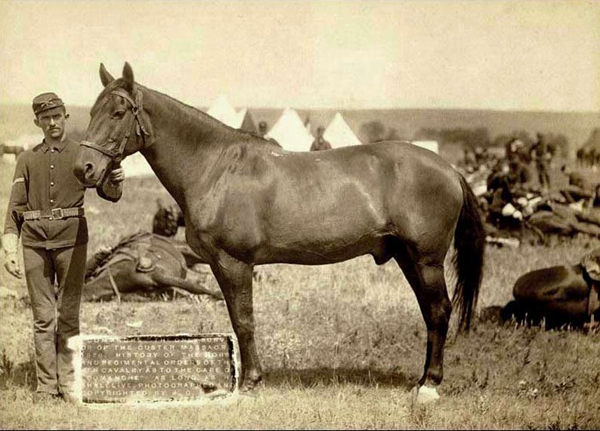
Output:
top-left (23, 207), bottom-right (85, 221)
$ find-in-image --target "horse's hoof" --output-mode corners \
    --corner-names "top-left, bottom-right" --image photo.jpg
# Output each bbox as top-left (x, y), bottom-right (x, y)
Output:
top-left (412, 385), bottom-right (440, 404)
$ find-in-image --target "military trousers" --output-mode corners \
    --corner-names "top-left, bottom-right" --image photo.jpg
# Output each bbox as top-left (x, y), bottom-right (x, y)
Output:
top-left (22, 244), bottom-right (87, 395)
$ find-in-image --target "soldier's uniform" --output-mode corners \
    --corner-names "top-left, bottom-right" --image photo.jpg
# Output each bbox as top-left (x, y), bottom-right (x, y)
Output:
top-left (310, 137), bottom-right (332, 152)
top-left (310, 127), bottom-right (332, 152)
top-left (530, 134), bottom-right (553, 192)
top-left (2, 93), bottom-right (120, 401)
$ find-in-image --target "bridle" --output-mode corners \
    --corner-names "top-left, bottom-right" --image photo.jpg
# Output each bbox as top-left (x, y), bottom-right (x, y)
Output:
top-left (81, 88), bottom-right (150, 165)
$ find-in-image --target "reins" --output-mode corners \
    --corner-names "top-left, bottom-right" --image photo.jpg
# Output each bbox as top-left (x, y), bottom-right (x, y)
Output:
top-left (81, 88), bottom-right (150, 164)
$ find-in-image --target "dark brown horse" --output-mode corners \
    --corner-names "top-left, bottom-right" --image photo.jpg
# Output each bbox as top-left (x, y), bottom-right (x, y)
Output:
top-left (74, 63), bottom-right (485, 402)
top-left (485, 247), bottom-right (600, 330)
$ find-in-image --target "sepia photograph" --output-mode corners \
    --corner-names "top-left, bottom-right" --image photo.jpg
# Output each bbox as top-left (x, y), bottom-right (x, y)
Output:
top-left (0, 0), bottom-right (599, 428)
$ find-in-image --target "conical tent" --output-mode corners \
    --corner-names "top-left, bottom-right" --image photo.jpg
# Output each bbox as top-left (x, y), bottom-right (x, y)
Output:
top-left (206, 94), bottom-right (239, 128)
top-left (268, 108), bottom-right (314, 152)
top-left (236, 108), bottom-right (258, 134)
top-left (323, 112), bottom-right (362, 148)
top-left (412, 140), bottom-right (439, 154)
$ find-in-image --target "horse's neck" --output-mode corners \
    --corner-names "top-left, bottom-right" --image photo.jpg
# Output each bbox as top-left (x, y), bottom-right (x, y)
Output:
top-left (139, 88), bottom-right (237, 207)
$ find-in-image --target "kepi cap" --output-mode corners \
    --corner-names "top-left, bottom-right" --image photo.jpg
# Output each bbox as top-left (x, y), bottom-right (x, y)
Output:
top-left (32, 92), bottom-right (65, 116)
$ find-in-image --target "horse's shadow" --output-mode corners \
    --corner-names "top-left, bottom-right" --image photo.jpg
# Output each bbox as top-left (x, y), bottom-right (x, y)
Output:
top-left (262, 367), bottom-right (415, 390)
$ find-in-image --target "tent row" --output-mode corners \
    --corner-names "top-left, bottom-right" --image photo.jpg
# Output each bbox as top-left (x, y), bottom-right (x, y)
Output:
top-left (205, 94), bottom-right (438, 154)
top-left (205, 94), bottom-right (365, 152)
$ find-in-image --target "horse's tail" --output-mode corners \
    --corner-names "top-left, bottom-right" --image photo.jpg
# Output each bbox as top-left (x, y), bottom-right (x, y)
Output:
top-left (452, 173), bottom-right (486, 331)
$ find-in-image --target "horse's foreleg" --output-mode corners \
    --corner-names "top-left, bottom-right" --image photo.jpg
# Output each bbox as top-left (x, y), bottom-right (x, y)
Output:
top-left (396, 255), bottom-right (451, 403)
top-left (210, 253), bottom-right (262, 391)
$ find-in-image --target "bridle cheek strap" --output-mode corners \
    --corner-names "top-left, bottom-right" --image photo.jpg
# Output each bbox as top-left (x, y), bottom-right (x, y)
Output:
top-left (81, 88), bottom-right (150, 164)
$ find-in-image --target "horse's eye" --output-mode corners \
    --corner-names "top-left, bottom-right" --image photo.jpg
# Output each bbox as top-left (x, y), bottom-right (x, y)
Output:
top-left (112, 111), bottom-right (126, 119)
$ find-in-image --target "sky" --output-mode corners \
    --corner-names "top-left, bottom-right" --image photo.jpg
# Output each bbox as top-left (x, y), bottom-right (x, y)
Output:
top-left (0, 0), bottom-right (598, 112)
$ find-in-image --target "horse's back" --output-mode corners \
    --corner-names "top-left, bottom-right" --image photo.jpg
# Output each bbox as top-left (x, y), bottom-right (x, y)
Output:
top-left (513, 265), bottom-right (588, 302)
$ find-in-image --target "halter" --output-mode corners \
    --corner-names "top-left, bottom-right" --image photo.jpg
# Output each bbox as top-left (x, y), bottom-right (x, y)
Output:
top-left (81, 88), bottom-right (150, 164)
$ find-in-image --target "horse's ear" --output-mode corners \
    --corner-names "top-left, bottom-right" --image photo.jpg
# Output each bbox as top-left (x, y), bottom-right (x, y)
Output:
top-left (99, 63), bottom-right (115, 87)
top-left (122, 62), bottom-right (135, 93)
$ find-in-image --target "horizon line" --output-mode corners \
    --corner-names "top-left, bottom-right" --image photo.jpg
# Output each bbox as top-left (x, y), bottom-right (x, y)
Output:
top-left (1, 102), bottom-right (598, 116)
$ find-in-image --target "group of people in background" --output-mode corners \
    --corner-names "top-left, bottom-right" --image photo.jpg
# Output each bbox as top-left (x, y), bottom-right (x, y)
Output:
top-left (459, 133), bottom-right (600, 243)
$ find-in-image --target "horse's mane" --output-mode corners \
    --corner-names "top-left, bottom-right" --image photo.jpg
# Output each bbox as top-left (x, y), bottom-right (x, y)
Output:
top-left (98, 78), bottom-right (279, 148)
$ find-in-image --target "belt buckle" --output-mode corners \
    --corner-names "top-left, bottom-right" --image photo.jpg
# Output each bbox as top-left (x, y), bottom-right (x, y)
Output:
top-left (51, 208), bottom-right (64, 220)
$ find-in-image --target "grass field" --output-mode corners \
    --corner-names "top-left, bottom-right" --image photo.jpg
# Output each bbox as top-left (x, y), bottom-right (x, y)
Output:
top-left (1, 156), bottom-right (599, 429)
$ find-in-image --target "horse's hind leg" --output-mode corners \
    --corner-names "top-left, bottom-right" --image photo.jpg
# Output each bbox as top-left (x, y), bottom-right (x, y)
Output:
top-left (395, 247), bottom-right (452, 403)
top-left (210, 252), bottom-right (262, 391)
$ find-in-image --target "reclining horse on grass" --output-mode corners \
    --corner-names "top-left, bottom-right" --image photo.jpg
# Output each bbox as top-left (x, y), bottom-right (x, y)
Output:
top-left (74, 63), bottom-right (485, 403)
top-left (83, 231), bottom-right (223, 302)
top-left (481, 247), bottom-right (600, 330)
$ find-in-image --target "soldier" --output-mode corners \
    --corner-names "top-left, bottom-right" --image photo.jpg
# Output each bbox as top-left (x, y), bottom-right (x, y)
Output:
top-left (257, 121), bottom-right (268, 138)
top-left (560, 164), bottom-right (594, 204)
top-left (1, 92), bottom-right (125, 404)
top-left (257, 121), bottom-right (280, 147)
top-left (310, 126), bottom-right (332, 151)
top-left (530, 132), bottom-right (553, 193)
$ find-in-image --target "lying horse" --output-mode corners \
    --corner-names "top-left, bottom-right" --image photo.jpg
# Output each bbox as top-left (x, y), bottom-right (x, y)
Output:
top-left (83, 231), bottom-right (223, 302)
top-left (481, 248), bottom-right (600, 329)
top-left (0, 144), bottom-right (25, 158)
top-left (74, 63), bottom-right (485, 402)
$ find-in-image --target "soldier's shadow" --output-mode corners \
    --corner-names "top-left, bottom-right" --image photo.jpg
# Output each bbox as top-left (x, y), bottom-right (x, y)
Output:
top-left (263, 367), bottom-right (415, 390)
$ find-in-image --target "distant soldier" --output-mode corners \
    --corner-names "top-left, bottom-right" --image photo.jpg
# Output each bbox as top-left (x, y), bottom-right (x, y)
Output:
top-left (462, 147), bottom-right (477, 172)
top-left (530, 133), bottom-right (553, 193)
top-left (310, 126), bottom-right (332, 152)
top-left (257, 121), bottom-right (269, 139)
top-left (257, 121), bottom-right (280, 147)
top-left (560, 164), bottom-right (594, 204)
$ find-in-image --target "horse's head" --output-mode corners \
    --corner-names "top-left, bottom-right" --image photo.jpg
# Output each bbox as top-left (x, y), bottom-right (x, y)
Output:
top-left (74, 62), bottom-right (151, 190)
top-left (582, 247), bottom-right (600, 282)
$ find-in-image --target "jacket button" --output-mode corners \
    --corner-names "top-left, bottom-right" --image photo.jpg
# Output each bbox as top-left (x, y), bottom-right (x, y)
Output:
top-left (50, 182), bottom-right (55, 186)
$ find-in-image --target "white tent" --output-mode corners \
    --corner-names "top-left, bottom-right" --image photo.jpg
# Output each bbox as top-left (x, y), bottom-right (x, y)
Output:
top-left (323, 112), bottom-right (362, 148)
top-left (121, 153), bottom-right (155, 177)
top-left (267, 108), bottom-right (314, 152)
top-left (206, 95), bottom-right (257, 133)
top-left (412, 140), bottom-right (439, 154)
top-left (206, 94), bottom-right (239, 128)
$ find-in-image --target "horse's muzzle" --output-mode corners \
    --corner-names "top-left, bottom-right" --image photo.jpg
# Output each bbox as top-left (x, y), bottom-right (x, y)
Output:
top-left (74, 142), bottom-right (108, 188)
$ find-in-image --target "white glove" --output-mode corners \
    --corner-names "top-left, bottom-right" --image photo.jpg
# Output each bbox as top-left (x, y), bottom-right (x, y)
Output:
top-left (2, 233), bottom-right (22, 279)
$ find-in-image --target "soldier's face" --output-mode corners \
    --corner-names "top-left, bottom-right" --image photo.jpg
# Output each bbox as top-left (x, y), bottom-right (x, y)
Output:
top-left (35, 107), bottom-right (68, 140)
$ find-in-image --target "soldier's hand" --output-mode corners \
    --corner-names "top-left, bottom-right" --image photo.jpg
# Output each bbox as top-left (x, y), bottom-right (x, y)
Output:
top-left (109, 167), bottom-right (125, 183)
top-left (4, 252), bottom-right (22, 279)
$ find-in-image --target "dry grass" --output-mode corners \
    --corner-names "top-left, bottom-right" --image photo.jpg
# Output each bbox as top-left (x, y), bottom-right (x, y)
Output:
top-left (1, 159), bottom-right (600, 429)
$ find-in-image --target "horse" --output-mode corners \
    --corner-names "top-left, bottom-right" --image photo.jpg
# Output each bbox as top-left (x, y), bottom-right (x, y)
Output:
top-left (82, 231), bottom-right (223, 302)
top-left (481, 247), bottom-right (600, 329)
top-left (74, 62), bottom-right (485, 403)
top-left (0, 143), bottom-right (25, 159)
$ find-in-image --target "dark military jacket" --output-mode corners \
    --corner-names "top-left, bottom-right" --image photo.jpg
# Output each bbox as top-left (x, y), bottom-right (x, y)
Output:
top-left (3, 138), bottom-right (88, 249)
top-left (310, 137), bottom-right (332, 152)
top-left (569, 172), bottom-right (592, 192)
